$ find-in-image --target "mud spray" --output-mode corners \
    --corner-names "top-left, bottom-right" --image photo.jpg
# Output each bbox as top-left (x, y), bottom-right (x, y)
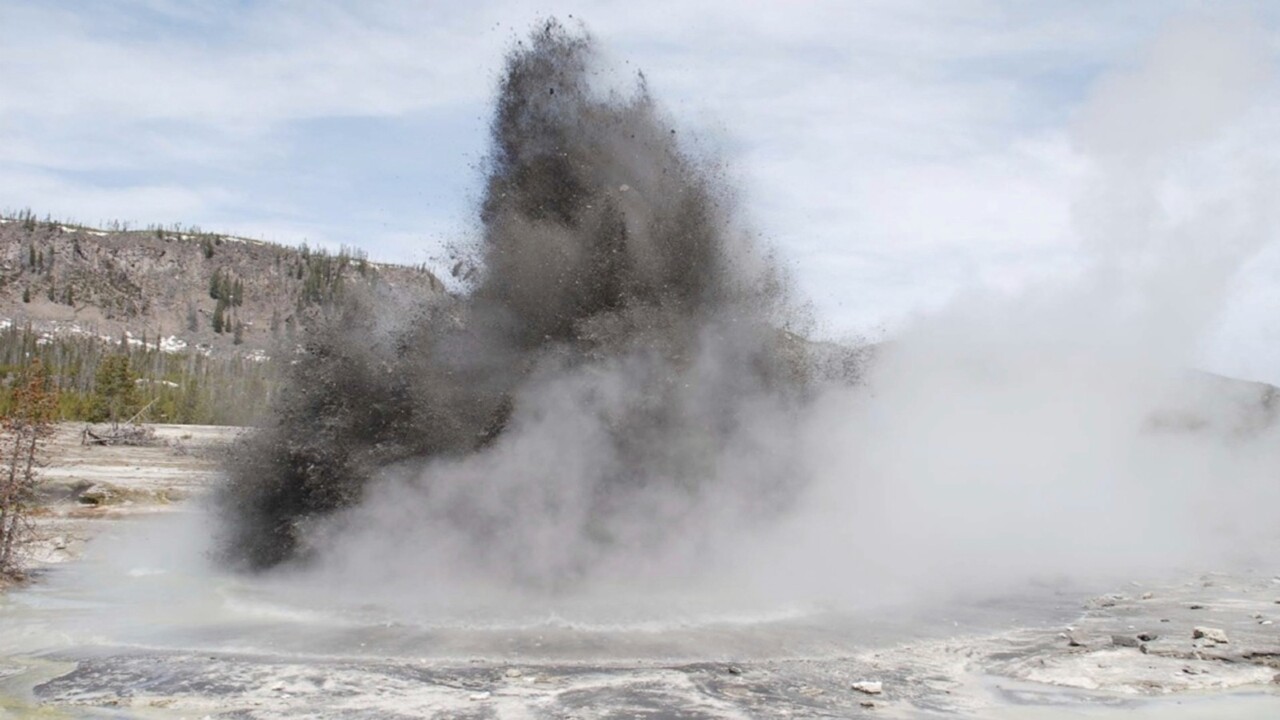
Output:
top-left (216, 18), bottom-right (1280, 623)
top-left (216, 20), bottom-right (828, 601)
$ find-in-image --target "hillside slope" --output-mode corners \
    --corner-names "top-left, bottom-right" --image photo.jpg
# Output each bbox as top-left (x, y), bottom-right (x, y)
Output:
top-left (0, 213), bottom-right (442, 356)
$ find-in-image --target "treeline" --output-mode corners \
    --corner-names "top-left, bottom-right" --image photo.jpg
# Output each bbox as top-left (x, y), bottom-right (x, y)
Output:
top-left (5, 207), bottom-right (251, 243)
top-left (293, 243), bottom-right (371, 307)
top-left (0, 325), bottom-right (275, 425)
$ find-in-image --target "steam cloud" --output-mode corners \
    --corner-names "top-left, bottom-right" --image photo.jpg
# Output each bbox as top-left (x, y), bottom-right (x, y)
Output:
top-left (217, 16), bottom-right (1280, 619)
top-left (217, 21), bottom-right (835, 588)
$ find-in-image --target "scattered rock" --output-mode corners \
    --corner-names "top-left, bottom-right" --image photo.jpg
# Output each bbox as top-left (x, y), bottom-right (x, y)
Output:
top-left (1189, 604), bottom-right (1206, 610)
top-left (1141, 592), bottom-right (1154, 600)
top-left (851, 681), bottom-right (883, 695)
top-left (469, 691), bottom-right (491, 701)
top-left (51, 535), bottom-right (67, 550)
top-left (78, 484), bottom-right (114, 505)
top-left (1193, 627), bottom-right (1228, 644)
top-left (1065, 633), bottom-right (1086, 648)
top-left (1111, 635), bottom-right (1141, 649)
top-left (504, 668), bottom-right (522, 678)
top-left (1136, 632), bottom-right (1159, 642)
top-left (726, 666), bottom-right (743, 675)
top-left (1273, 673), bottom-right (1280, 685)
top-left (860, 700), bottom-right (876, 708)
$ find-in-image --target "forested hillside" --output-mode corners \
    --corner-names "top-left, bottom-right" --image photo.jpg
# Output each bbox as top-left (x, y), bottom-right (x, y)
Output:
top-left (0, 210), bottom-right (444, 424)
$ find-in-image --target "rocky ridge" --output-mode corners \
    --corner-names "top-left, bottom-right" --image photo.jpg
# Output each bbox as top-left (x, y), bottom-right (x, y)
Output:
top-left (0, 214), bottom-right (442, 358)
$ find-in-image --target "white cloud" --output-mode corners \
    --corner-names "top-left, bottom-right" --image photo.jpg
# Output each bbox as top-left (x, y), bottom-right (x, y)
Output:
top-left (2, 0), bottom-right (1278, 367)
top-left (0, 2), bottom-right (493, 125)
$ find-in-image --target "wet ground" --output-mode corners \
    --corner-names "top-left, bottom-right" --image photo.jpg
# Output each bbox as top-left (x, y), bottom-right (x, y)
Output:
top-left (3, 510), bottom-right (1278, 718)
top-left (1, 426), bottom-right (1278, 718)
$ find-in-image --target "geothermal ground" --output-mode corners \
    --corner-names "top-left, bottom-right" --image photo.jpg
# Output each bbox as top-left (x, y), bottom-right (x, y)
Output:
top-left (0, 425), bottom-right (1275, 718)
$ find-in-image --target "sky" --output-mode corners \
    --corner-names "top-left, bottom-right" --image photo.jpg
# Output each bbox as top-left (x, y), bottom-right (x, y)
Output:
top-left (3, 1), bottom-right (1280, 378)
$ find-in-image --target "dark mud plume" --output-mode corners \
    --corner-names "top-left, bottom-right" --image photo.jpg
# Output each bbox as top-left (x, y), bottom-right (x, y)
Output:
top-left (216, 21), bottom-right (829, 584)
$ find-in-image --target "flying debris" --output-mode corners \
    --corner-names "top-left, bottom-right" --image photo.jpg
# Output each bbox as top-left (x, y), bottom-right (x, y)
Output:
top-left (216, 20), bottom-right (839, 582)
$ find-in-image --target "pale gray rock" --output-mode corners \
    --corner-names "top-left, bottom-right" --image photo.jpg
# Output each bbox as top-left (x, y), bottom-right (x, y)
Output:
top-left (1192, 627), bottom-right (1229, 644)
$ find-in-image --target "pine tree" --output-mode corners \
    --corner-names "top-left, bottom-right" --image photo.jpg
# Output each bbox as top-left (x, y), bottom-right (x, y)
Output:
top-left (90, 355), bottom-right (140, 424)
top-left (186, 304), bottom-right (198, 333)
top-left (209, 270), bottom-right (222, 300)
top-left (21, 288), bottom-right (29, 304)
top-left (212, 297), bottom-right (227, 334)
top-left (0, 358), bottom-right (57, 578)
top-left (233, 321), bottom-right (244, 345)
top-left (178, 380), bottom-right (201, 424)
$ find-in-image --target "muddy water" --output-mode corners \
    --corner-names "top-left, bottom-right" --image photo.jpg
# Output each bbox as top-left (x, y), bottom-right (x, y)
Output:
top-left (2, 509), bottom-right (1278, 718)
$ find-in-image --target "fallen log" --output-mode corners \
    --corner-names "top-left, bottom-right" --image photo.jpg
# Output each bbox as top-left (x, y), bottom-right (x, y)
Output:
top-left (80, 424), bottom-right (163, 447)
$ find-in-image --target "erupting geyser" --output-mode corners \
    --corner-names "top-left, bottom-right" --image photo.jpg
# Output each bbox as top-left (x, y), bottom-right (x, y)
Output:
top-left (216, 21), bottom-right (847, 586)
